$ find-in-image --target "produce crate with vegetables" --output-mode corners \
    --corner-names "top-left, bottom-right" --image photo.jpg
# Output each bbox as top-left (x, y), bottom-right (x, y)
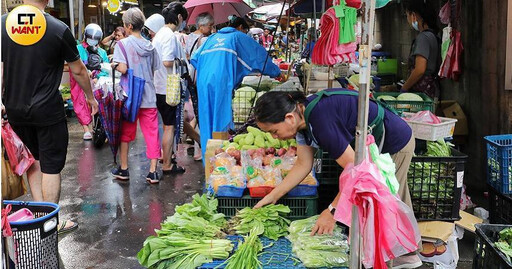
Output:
top-left (407, 140), bottom-right (467, 221)
top-left (217, 195), bottom-right (318, 220)
top-left (473, 224), bottom-right (512, 269)
top-left (373, 92), bottom-right (433, 113)
top-left (488, 186), bottom-right (512, 224)
top-left (485, 135), bottom-right (512, 194)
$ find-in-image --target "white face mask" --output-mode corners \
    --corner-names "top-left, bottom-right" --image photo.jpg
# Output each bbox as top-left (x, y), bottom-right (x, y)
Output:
top-left (86, 38), bottom-right (99, 46)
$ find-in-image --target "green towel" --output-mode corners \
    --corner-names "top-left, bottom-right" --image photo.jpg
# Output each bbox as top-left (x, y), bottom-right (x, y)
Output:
top-left (333, 2), bottom-right (357, 44)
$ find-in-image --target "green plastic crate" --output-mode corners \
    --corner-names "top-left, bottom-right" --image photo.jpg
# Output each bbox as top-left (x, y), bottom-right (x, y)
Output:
top-left (217, 195), bottom-right (318, 220)
top-left (377, 58), bottom-right (398, 75)
top-left (373, 92), bottom-right (434, 113)
top-left (314, 150), bottom-right (343, 185)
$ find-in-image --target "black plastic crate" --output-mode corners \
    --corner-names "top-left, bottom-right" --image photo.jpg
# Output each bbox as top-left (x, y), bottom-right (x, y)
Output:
top-left (2, 200), bottom-right (60, 269)
top-left (314, 150), bottom-right (343, 185)
top-left (407, 149), bottom-right (467, 221)
top-left (217, 195), bottom-right (317, 220)
top-left (473, 224), bottom-right (512, 269)
top-left (489, 186), bottom-right (512, 224)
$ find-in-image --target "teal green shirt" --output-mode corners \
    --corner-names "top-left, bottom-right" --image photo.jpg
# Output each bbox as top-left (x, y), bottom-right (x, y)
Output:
top-left (76, 42), bottom-right (110, 78)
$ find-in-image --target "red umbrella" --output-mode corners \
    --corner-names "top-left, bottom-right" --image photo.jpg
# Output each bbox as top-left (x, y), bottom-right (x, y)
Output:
top-left (184, 0), bottom-right (253, 25)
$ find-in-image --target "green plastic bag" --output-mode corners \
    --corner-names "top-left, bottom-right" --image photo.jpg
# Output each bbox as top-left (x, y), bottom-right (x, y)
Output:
top-left (368, 141), bottom-right (399, 195)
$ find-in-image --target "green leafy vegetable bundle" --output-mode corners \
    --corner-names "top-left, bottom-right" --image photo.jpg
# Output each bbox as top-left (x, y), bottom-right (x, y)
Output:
top-left (496, 227), bottom-right (512, 263)
top-left (137, 194), bottom-right (231, 269)
top-left (287, 216), bottom-right (349, 268)
top-left (221, 230), bottom-right (263, 269)
top-left (137, 234), bottom-right (233, 269)
top-left (232, 204), bottom-right (291, 240)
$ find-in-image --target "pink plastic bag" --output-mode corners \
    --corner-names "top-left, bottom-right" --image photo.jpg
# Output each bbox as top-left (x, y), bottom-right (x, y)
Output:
top-left (334, 136), bottom-right (420, 269)
top-left (2, 122), bottom-right (35, 176)
top-left (406, 111), bottom-right (442, 124)
top-left (439, 2), bottom-right (451, 25)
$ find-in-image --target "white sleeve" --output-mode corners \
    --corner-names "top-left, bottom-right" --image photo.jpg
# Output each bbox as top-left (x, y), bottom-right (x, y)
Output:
top-left (161, 35), bottom-right (179, 62)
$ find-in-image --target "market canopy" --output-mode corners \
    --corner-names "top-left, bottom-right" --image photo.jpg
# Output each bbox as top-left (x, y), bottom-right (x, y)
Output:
top-left (248, 3), bottom-right (290, 22)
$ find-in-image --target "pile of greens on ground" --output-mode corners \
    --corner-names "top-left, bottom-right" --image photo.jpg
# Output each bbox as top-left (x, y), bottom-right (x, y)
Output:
top-left (287, 216), bottom-right (349, 268)
top-left (137, 194), bottom-right (232, 269)
top-left (496, 227), bottom-right (512, 263)
top-left (230, 204), bottom-right (291, 240)
top-left (407, 139), bottom-right (456, 218)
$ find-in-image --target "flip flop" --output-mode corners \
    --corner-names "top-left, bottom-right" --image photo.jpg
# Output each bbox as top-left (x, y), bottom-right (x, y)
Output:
top-left (58, 220), bottom-right (79, 235)
top-left (163, 164), bottom-right (186, 174)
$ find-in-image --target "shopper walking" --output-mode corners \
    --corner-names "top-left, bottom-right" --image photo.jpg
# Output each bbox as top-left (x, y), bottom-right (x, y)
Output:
top-left (71, 23), bottom-right (109, 140)
top-left (151, 2), bottom-right (190, 176)
top-left (253, 90), bottom-right (421, 268)
top-left (1, 0), bottom-right (98, 234)
top-left (401, 0), bottom-right (441, 99)
top-left (111, 8), bottom-right (162, 183)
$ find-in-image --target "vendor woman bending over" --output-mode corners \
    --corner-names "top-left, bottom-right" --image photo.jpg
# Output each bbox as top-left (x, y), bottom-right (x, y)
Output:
top-left (254, 89), bottom-right (416, 223)
top-left (253, 89), bottom-right (420, 267)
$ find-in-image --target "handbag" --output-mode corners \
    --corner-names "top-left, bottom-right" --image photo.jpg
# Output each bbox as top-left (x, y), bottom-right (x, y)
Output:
top-left (166, 59), bottom-right (181, 106)
top-left (118, 41), bottom-right (146, 122)
top-left (1, 122), bottom-right (35, 176)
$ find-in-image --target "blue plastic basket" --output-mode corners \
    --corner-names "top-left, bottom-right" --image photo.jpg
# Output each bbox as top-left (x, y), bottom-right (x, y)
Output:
top-left (199, 236), bottom-right (347, 269)
top-left (288, 173), bottom-right (319, 197)
top-left (485, 135), bottom-right (512, 194)
top-left (3, 200), bottom-right (60, 269)
top-left (217, 185), bottom-right (246, 198)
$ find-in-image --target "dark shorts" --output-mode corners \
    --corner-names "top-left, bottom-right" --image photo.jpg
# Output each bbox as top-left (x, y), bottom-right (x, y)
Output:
top-left (10, 120), bottom-right (69, 174)
top-left (156, 94), bottom-right (177, 126)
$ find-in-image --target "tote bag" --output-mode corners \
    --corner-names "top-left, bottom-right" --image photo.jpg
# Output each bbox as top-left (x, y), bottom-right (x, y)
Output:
top-left (166, 59), bottom-right (181, 106)
top-left (118, 41), bottom-right (146, 122)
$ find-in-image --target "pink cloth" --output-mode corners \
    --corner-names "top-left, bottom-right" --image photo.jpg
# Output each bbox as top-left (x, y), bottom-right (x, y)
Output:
top-left (121, 108), bottom-right (161, 159)
top-left (69, 72), bottom-right (92, 126)
top-left (184, 99), bottom-right (195, 122)
top-left (334, 159), bottom-right (420, 269)
top-left (312, 8), bottom-right (357, 65)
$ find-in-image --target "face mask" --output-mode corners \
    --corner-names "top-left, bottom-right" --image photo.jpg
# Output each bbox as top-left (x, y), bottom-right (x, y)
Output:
top-left (86, 38), bottom-right (99, 46)
top-left (412, 21), bottom-right (419, 31)
top-left (178, 21), bottom-right (186, 32)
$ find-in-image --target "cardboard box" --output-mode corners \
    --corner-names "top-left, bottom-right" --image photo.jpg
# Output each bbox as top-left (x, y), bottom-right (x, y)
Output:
top-left (212, 132), bottom-right (230, 140)
top-left (204, 139), bottom-right (226, 180)
top-left (437, 101), bottom-right (468, 136)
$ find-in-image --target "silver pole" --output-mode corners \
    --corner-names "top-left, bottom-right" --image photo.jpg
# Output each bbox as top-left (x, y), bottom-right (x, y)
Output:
top-left (69, 0), bottom-right (75, 37)
top-left (78, 0), bottom-right (84, 37)
top-left (349, 0), bottom-right (376, 268)
top-left (312, 0), bottom-right (317, 40)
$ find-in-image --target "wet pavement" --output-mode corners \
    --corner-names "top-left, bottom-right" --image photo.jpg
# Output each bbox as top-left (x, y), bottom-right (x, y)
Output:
top-left (23, 117), bottom-right (206, 268)
top-left (18, 117), bottom-right (476, 268)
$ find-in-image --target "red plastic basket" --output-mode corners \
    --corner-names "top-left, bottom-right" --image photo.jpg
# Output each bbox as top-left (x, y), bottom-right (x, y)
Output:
top-left (248, 186), bottom-right (274, 198)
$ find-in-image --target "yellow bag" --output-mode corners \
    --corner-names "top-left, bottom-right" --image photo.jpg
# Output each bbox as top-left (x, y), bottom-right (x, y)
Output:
top-left (1, 147), bottom-right (26, 200)
top-left (166, 61), bottom-right (181, 106)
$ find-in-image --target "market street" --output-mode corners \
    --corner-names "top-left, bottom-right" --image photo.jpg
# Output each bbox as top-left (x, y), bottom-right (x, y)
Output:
top-left (19, 117), bottom-right (205, 268)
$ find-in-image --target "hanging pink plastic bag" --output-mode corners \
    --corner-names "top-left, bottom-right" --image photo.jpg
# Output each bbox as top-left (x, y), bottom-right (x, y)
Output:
top-left (2, 122), bottom-right (35, 176)
top-left (439, 1), bottom-right (451, 25)
top-left (334, 135), bottom-right (420, 269)
top-left (405, 111), bottom-right (442, 124)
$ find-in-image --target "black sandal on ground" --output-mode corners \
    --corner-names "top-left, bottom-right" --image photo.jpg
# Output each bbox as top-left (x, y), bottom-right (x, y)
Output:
top-left (163, 164), bottom-right (186, 174)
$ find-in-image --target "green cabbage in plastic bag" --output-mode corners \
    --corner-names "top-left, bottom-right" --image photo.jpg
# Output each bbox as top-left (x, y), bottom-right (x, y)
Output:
top-left (287, 216), bottom-right (349, 268)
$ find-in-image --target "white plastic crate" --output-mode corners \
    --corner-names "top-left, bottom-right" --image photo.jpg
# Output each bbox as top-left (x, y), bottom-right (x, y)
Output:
top-left (403, 112), bottom-right (457, 141)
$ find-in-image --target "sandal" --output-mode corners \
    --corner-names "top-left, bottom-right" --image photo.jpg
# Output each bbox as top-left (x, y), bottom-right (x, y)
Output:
top-left (58, 220), bottom-right (79, 235)
top-left (163, 164), bottom-right (186, 174)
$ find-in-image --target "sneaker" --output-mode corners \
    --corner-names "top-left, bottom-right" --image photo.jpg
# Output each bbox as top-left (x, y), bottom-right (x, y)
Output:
top-left (111, 167), bottom-right (129, 181)
top-left (146, 171), bottom-right (160, 184)
top-left (392, 254), bottom-right (422, 269)
top-left (83, 131), bottom-right (93, 140)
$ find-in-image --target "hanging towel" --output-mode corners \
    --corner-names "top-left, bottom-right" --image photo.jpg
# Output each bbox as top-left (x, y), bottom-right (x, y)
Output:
top-left (333, 3), bottom-right (357, 44)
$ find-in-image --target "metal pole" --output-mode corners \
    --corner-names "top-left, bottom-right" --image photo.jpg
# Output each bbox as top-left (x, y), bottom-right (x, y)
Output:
top-left (350, 0), bottom-right (376, 268)
top-left (312, 0), bottom-right (317, 40)
top-left (78, 0), bottom-right (84, 37)
top-left (69, 0), bottom-right (75, 37)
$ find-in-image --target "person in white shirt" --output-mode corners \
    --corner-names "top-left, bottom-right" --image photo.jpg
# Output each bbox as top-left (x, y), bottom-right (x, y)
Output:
top-left (152, 2), bottom-right (190, 174)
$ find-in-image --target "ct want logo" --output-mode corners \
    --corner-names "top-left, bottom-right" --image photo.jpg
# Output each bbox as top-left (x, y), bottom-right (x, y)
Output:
top-left (6, 5), bottom-right (47, 46)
